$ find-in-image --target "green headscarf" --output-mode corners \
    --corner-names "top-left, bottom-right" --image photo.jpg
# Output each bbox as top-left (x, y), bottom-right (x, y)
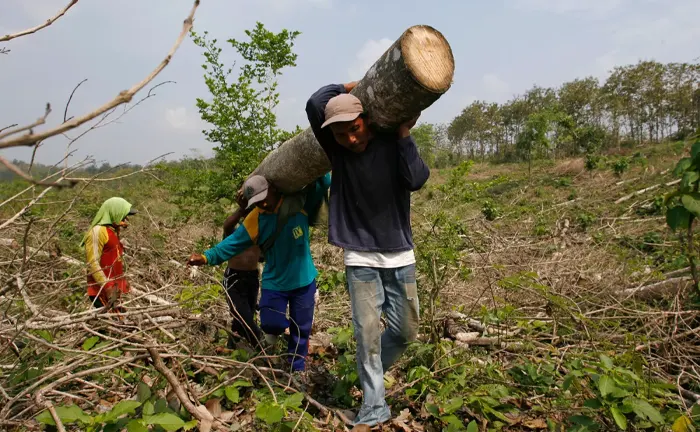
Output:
top-left (80, 197), bottom-right (133, 246)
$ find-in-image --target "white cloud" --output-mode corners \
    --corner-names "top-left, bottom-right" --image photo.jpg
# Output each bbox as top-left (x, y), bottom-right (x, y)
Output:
top-left (348, 38), bottom-right (393, 80)
top-left (165, 106), bottom-right (199, 131)
top-left (512, 0), bottom-right (625, 16)
top-left (482, 74), bottom-right (510, 99)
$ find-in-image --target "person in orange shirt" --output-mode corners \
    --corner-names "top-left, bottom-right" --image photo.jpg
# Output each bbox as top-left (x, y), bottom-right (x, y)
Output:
top-left (80, 197), bottom-right (137, 312)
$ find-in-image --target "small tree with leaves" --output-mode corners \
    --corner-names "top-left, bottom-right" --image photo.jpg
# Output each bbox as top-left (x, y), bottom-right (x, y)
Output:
top-left (166, 23), bottom-right (301, 221)
top-left (664, 137), bottom-right (700, 296)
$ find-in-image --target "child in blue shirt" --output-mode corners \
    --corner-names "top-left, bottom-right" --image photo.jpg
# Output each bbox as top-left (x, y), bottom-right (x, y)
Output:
top-left (187, 173), bottom-right (331, 371)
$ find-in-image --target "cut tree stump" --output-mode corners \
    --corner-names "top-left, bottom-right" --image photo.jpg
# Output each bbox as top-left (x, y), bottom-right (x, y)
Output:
top-left (251, 25), bottom-right (455, 193)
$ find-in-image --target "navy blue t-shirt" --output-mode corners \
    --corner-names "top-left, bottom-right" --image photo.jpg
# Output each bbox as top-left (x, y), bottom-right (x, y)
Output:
top-left (305, 84), bottom-right (430, 252)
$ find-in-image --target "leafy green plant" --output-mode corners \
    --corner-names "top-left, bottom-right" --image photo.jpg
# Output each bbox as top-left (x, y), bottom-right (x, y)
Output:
top-left (35, 400), bottom-right (197, 432)
top-left (562, 354), bottom-right (679, 431)
top-left (585, 153), bottom-right (603, 173)
top-left (316, 269), bottom-right (346, 293)
top-left (612, 157), bottom-right (630, 177)
top-left (576, 211), bottom-right (596, 230)
top-left (164, 23), bottom-right (301, 220)
top-left (482, 199), bottom-right (501, 221)
top-left (664, 137), bottom-right (700, 296)
top-left (254, 392), bottom-right (314, 430)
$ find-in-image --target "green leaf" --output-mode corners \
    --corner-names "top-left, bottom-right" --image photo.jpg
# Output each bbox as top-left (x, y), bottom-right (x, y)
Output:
top-left (57, 405), bottom-right (91, 424)
top-left (283, 392), bottom-right (304, 409)
top-left (36, 330), bottom-right (53, 343)
top-left (232, 379), bottom-right (253, 388)
top-left (35, 410), bottom-right (56, 425)
top-left (609, 387), bottom-right (631, 399)
top-left (599, 354), bottom-right (614, 369)
top-left (673, 415), bottom-right (693, 432)
top-left (256, 401), bottom-right (285, 425)
top-left (571, 414), bottom-right (597, 424)
top-left (154, 398), bottom-right (170, 414)
top-left (182, 419), bottom-right (199, 430)
top-left (125, 420), bottom-right (148, 432)
top-left (682, 172), bottom-right (700, 191)
top-left (443, 397), bottom-right (463, 414)
top-left (142, 401), bottom-right (155, 416)
top-left (625, 398), bottom-right (664, 425)
top-left (82, 336), bottom-right (100, 351)
top-left (467, 420), bottom-right (478, 432)
top-left (692, 403), bottom-right (700, 420)
top-left (667, 206), bottom-right (691, 231)
top-left (425, 403), bottom-right (441, 418)
top-left (675, 158), bottom-right (693, 176)
top-left (103, 400), bottom-right (141, 422)
top-left (143, 413), bottom-right (186, 431)
top-left (225, 386), bottom-right (240, 404)
top-left (598, 375), bottom-right (616, 397)
top-left (610, 406), bottom-right (627, 430)
top-left (682, 193), bottom-right (700, 217)
top-left (584, 398), bottom-right (603, 409)
top-left (563, 374), bottom-right (577, 391)
top-left (137, 382), bottom-right (151, 402)
top-left (692, 142), bottom-right (700, 161)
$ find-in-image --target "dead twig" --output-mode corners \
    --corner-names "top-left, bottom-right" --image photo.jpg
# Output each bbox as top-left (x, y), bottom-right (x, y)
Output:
top-left (63, 78), bottom-right (88, 122)
top-left (146, 345), bottom-right (223, 431)
top-left (0, 0), bottom-right (199, 149)
top-left (0, 0), bottom-right (79, 43)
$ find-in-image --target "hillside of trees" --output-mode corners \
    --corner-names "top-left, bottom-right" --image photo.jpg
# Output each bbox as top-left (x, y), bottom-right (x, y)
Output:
top-left (431, 61), bottom-right (700, 164)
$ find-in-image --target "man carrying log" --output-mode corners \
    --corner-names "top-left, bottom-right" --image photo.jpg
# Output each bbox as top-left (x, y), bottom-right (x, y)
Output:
top-left (187, 173), bottom-right (331, 372)
top-left (306, 82), bottom-right (430, 429)
top-left (219, 189), bottom-right (264, 350)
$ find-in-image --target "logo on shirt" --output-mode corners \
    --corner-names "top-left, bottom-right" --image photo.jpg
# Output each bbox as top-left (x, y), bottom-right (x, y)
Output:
top-left (292, 226), bottom-right (303, 239)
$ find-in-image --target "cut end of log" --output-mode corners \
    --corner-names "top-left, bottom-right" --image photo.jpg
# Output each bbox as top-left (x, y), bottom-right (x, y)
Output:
top-left (401, 25), bottom-right (454, 93)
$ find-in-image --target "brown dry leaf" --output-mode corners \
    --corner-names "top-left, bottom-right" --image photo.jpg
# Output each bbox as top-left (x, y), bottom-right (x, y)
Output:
top-left (205, 398), bottom-right (222, 418)
top-left (219, 411), bottom-right (234, 422)
top-left (308, 332), bottom-right (334, 355)
top-left (391, 408), bottom-right (414, 431)
top-left (523, 418), bottom-right (548, 430)
top-left (195, 405), bottom-right (214, 432)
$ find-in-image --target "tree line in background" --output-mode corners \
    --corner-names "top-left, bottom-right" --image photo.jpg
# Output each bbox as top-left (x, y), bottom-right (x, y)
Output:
top-left (412, 60), bottom-right (700, 168)
top-left (0, 160), bottom-right (144, 182)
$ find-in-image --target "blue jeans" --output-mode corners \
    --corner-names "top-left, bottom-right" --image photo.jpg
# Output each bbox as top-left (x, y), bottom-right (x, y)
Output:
top-left (259, 280), bottom-right (317, 371)
top-left (346, 265), bottom-right (419, 426)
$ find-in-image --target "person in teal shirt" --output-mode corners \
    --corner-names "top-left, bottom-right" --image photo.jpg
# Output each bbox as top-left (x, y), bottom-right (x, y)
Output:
top-left (188, 173), bottom-right (331, 371)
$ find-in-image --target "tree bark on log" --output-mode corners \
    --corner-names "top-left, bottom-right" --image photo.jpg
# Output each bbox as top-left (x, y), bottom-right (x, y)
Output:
top-left (252, 25), bottom-right (455, 194)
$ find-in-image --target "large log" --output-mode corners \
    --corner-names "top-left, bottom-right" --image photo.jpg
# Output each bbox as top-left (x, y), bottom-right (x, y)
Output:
top-left (252, 24), bottom-right (455, 193)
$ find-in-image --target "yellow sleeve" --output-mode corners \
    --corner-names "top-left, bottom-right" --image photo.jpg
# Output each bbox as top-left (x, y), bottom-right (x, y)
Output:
top-left (242, 208), bottom-right (261, 244)
top-left (84, 226), bottom-right (109, 285)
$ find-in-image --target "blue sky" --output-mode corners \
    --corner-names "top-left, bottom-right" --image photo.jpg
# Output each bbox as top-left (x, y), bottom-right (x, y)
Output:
top-left (1, 0), bottom-right (698, 166)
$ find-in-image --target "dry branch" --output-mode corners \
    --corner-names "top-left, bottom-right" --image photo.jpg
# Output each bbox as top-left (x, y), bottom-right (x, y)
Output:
top-left (618, 276), bottom-right (692, 300)
top-left (0, 0), bottom-right (199, 149)
top-left (147, 346), bottom-right (222, 432)
top-left (615, 179), bottom-right (681, 204)
top-left (0, 103), bottom-right (51, 141)
top-left (0, 0), bottom-right (79, 43)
